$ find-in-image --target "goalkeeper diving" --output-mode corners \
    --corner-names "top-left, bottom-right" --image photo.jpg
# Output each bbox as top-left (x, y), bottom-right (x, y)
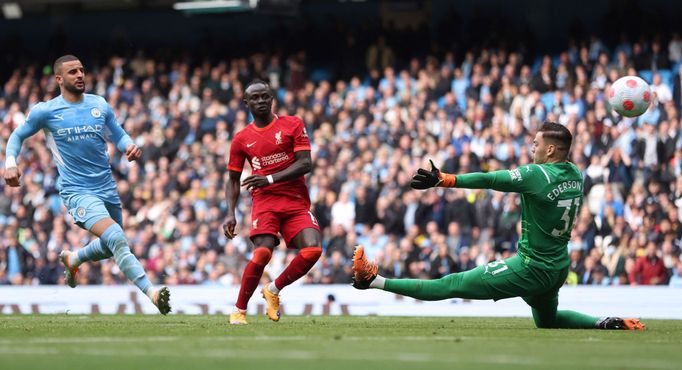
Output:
top-left (351, 122), bottom-right (644, 330)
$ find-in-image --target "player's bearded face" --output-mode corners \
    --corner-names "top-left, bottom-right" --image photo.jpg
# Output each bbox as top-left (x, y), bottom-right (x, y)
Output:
top-left (57, 61), bottom-right (86, 95)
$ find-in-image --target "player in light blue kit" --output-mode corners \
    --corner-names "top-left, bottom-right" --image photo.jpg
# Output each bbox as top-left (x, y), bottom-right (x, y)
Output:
top-left (4, 55), bottom-right (171, 314)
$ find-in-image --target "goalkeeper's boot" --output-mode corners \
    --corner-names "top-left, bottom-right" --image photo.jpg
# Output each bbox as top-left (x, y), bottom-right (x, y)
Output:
top-left (229, 309), bottom-right (248, 325)
top-left (59, 250), bottom-right (79, 288)
top-left (261, 283), bottom-right (281, 322)
top-left (352, 245), bottom-right (378, 290)
top-left (151, 286), bottom-right (172, 315)
top-left (597, 317), bottom-right (646, 330)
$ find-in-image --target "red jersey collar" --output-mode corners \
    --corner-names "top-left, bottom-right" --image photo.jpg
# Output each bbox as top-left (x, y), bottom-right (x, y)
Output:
top-left (251, 114), bottom-right (279, 132)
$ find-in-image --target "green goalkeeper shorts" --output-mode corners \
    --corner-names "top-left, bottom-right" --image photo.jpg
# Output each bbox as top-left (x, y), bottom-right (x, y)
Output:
top-left (458, 254), bottom-right (569, 301)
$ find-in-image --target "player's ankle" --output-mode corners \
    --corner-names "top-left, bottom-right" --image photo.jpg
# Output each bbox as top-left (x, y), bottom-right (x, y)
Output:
top-left (369, 275), bottom-right (386, 289)
top-left (267, 282), bottom-right (280, 294)
top-left (69, 251), bottom-right (82, 268)
top-left (233, 306), bottom-right (247, 314)
top-left (145, 287), bottom-right (157, 301)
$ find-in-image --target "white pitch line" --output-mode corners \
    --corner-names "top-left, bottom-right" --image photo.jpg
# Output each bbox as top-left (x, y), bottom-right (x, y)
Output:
top-left (0, 347), bottom-right (59, 355)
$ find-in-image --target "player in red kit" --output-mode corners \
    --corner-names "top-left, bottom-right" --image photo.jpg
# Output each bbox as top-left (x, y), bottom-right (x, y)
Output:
top-left (223, 79), bottom-right (322, 325)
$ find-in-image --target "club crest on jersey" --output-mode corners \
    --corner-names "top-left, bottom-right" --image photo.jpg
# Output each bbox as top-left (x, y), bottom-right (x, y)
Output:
top-left (76, 207), bottom-right (86, 218)
top-left (275, 130), bottom-right (283, 144)
top-left (252, 219), bottom-right (259, 229)
top-left (90, 108), bottom-right (101, 118)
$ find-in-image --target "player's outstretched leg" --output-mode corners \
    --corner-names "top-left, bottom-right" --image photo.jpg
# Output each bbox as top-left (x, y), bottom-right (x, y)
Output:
top-left (597, 317), bottom-right (646, 330)
top-left (266, 246), bottom-right (322, 322)
top-left (352, 245), bottom-right (500, 300)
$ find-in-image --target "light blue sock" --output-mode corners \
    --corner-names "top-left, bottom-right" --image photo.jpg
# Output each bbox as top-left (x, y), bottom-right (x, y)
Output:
top-left (76, 239), bottom-right (113, 264)
top-left (100, 223), bottom-right (153, 294)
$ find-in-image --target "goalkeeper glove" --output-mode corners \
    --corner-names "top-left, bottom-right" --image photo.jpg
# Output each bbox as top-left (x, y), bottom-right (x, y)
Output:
top-left (410, 159), bottom-right (456, 189)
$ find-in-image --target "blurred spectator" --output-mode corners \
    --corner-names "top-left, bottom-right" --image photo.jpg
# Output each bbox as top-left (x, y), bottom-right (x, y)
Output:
top-left (629, 242), bottom-right (669, 285)
top-left (669, 259), bottom-right (682, 288)
top-left (1, 33), bottom-right (681, 288)
top-left (430, 243), bottom-right (458, 279)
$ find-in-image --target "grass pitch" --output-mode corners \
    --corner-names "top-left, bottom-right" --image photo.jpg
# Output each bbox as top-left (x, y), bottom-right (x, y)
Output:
top-left (1, 315), bottom-right (680, 370)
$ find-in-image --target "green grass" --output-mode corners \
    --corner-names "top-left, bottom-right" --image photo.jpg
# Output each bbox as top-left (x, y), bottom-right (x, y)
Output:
top-left (0, 316), bottom-right (680, 370)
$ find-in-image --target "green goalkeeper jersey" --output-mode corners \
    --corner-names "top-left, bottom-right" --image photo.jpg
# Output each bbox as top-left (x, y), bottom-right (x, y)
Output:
top-left (455, 162), bottom-right (583, 270)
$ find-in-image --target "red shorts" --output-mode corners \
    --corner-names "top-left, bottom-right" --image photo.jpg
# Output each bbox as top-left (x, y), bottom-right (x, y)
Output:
top-left (250, 198), bottom-right (320, 248)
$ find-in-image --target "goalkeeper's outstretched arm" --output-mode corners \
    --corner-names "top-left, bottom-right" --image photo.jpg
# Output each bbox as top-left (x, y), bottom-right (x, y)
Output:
top-left (411, 160), bottom-right (543, 195)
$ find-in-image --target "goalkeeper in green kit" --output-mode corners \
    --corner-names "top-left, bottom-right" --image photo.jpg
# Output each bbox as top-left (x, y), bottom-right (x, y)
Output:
top-left (351, 122), bottom-right (645, 330)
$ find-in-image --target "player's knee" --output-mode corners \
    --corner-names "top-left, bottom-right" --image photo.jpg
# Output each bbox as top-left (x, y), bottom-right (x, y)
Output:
top-left (299, 246), bottom-right (322, 261)
top-left (531, 313), bottom-right (558, 329)
top-left (534, 320), bottom-right (557, 329)
top-left (251, 247), bottom-right (272, 266)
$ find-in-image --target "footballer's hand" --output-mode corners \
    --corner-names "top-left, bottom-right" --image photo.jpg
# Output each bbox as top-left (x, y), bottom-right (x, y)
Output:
top-left (241, 175), bottom-right (270, 191)
top-left (223, 216), bottom-right (237, 239)
top-left (410, 160), bottom-right (443, 189)
top-left (3, 166), bottom-right (22, 187)
top-left (125, 144), bottom-right (142, 162)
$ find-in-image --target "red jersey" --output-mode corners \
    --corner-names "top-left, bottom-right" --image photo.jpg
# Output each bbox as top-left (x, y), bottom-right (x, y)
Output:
top-left (228, 115), bottom-right (311, 204)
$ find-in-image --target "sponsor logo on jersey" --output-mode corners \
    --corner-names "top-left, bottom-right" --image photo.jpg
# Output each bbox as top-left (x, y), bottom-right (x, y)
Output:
top-left (55, 124), bottom-right (104, 142)
top-left (302, 127), bottom-right (308, 138)
top-left (508, 169), bottom-right (522, 182)
top-left (54, 114), bottom-right (64, 121)
top-left (91, 108), bottom-right (101, 118)
top-left (251, 157), bottom-right (262, 170)
top-left (251, 152), bottom-right (290, 170)
top-left (252, 218), bottom-right (259, 229)
top-left (246, 141), bottom-right (257, 148)
top-left (275, 130), bottom-right (283, 144)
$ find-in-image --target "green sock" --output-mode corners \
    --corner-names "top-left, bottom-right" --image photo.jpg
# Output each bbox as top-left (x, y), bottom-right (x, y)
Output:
top-left (384, 278), bottom-right (451, 300)
top-left (554, 310), bottom-right (599, 329)
top-left (383, 273), bottom-right (490, 301)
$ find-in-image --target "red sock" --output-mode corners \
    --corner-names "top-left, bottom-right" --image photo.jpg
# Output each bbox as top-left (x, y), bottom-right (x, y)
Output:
top-left (274, 246), bottom-right (322, 290)
top-left (235, 247), bottom-right (272, 310)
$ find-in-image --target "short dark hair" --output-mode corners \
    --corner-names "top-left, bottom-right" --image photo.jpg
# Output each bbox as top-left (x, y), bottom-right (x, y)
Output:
top-left (53, 55), bottom-right (80, 75)
top-left (539, 121), bottom-right (572, 155)
top-left (245, 78), bottom-right (269, 91)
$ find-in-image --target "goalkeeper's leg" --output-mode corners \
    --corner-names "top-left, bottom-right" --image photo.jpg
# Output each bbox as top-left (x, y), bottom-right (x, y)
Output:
top-left (353, 245), bottom-right (532, 300)
top-left (523, 288), bottom-right (644, 330)
top-left (523, 292), bottom-right (600, 329)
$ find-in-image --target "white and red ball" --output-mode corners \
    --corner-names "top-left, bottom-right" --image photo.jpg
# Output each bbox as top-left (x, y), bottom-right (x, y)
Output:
top-left (607, 76), bottom-right (652, 117)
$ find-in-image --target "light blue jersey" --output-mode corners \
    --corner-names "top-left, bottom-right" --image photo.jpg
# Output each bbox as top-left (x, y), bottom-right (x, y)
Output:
top-left (6, 94), bottom-right (133, 204)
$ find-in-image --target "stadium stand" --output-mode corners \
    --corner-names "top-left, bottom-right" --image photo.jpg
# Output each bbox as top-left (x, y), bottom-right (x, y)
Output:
top-left (1, 3), bottom-right (681, 289)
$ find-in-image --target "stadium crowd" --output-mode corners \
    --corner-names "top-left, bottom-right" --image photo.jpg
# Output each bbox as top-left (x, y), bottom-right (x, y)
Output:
top-left (1, 34), bottom-right (682, 289)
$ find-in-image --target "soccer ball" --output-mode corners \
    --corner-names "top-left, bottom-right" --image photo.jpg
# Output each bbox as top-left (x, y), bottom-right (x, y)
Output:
top-left (607, 76), bottom-right (652, 117)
